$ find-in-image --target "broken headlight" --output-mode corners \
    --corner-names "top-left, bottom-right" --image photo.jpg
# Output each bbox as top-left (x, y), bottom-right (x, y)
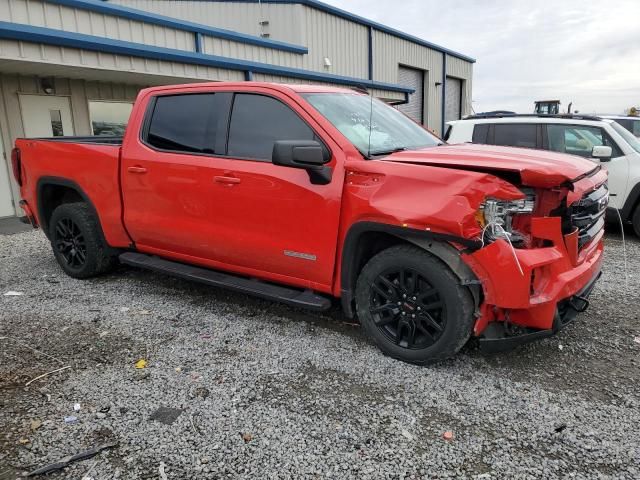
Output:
top-left (479, 192), bottom-right (535, 246)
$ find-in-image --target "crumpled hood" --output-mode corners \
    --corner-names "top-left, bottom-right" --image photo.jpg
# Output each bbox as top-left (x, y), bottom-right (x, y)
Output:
top-left (381, 143), bottom-right (601, 188)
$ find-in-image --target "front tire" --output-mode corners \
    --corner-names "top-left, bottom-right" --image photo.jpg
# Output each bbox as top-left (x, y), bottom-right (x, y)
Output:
top-left (355, 245), bottom-right (475, 365)
top-left (49, 202), bottom-right (116, 279)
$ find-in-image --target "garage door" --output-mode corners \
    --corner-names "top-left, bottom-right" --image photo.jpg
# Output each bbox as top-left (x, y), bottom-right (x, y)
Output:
top-left (397, 66), bottom-right (424, 123)
top-left (445, 76), bottom-right (462, 123)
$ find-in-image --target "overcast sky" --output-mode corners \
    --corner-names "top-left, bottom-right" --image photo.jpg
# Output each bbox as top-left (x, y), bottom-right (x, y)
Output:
top-left (325, 0), bottom-right (640, 115)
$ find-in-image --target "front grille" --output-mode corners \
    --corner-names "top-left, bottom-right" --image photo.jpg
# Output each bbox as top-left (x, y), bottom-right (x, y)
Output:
top-left (568, 184), bottom-right (608, 249)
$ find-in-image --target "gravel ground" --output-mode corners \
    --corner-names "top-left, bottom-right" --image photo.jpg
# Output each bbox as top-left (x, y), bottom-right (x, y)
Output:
top-left (1, 228), bottom-right (639, 479)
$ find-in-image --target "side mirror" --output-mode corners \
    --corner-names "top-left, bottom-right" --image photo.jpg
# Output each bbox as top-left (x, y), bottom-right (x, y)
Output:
top-left (591, 145), bottom-right (612, 162)
top-left (273, 140), bottom-right (332, 185)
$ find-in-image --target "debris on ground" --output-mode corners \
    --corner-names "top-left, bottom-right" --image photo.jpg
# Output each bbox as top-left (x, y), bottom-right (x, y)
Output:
top-left (25, 365), bottom-right (71, 387)
top-left (64, 416), bottom-right (78, 424)
top-left (241, 432), bottom-right (253, 443)
top-left (554, 423), bottom-right (567, 433)
top-left (443, 431), bottom-right (454, 441)
top-left (30, 419), bottom-right (42, 431)
top-left (400, 429), bottom-right (414, 441)
top-left (25, 442), bottom-right (117, 477)
top-left (158, 462), bottom-right (168, 480)
top-left (149, 407), bottom-right (183, 425)
top-left (3, 291), bottom-right (24, 296)
top-left (134, 359), bottom-right (147, 369)
top-left (73, 403), bottom-right (81, 411)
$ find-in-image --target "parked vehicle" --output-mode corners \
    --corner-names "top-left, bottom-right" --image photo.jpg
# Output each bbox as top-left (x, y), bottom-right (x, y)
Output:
top-left (12, 83), bottom-right (606, 364)
top-left (601, 115), bottom-right (640, 138)
top-left (446, 113), bottom-right (640, 236)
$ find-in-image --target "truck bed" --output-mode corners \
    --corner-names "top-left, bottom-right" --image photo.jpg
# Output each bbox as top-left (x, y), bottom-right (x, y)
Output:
top-left (15, 136), bottom-right (131, 248)
top-left (28, 135), bottom-right (123, 145)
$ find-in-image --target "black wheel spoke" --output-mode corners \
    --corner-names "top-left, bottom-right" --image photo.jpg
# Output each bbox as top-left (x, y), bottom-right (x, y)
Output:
top-left (53, 216), bottom-right (87, 270)
top-left (369, 266), bottom-right (446, 351)
top-left (419, 312), bottom-right (444, 332)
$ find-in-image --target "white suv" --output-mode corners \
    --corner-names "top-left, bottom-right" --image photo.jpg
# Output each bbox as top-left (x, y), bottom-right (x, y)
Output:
top-left (445, 114), bottom-right (640, 236)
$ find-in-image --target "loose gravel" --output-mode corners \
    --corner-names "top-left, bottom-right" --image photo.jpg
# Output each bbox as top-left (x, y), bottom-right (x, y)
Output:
top-left (1, 228), bottom-right (639, 479)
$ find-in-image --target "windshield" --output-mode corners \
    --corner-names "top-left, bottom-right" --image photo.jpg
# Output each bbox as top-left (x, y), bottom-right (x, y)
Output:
top-left (302, 93), bottom-right (440, 157)
top-left (610, 121), bottom-right (640, 154)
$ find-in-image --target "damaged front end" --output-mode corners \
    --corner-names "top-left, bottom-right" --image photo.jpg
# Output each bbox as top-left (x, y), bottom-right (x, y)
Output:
top-left (461, 170), bottom-right (608, 351)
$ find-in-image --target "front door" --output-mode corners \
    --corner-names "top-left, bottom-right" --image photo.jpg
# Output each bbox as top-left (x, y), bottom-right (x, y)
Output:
top-left (19, 95), bottom-right (74, 138)
top-left (546, 124), bottom-right (629, 209)
top-left (0, 130), bottom-right (16, 217)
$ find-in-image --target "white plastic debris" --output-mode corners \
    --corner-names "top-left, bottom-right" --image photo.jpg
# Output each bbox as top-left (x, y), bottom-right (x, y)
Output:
top-left (3, 291), bottom-right (24, 296)
top-left (558, 344), bottom-right (564, 351)
top-left (73, 403), bottom-right (81, 411)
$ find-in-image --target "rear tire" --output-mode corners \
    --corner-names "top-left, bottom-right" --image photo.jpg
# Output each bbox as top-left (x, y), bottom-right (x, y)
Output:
top-left (632, 206), bottom-right (640, 238)
top-left (355, 244), bottom-right (475, 365)
top-left (49, 202), bottom-right (116, 279)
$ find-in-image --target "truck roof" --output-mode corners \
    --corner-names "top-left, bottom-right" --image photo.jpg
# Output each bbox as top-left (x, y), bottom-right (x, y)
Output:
top-left (140, 81), bottom-right (358, 96)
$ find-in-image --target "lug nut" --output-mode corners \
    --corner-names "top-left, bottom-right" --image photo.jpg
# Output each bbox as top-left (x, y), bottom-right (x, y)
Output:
top-left (417, 307), bottom-right (421, 311)
top-left (402, 294), bottom-right (407, 298)
top-left (412, 296), bottom-right (416, 300)
top-left (411, 314), bottom-right (416, 318)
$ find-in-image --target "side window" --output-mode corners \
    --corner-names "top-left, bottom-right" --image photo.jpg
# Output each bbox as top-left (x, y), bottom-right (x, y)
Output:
top-left (493, 124), bottom-right (537, 148)
top-left (547, 125), bottom-right (623, 158)
top-left (227, 94), bottom-right (315, 161)
top-left (472, 124), bottom-right (489, 143)
top-left (147, 93), bottom-right (228, 154)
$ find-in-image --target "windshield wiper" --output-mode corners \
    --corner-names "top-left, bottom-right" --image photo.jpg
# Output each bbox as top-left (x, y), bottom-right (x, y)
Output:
top-left (366, 147), bottom-right (407, 158)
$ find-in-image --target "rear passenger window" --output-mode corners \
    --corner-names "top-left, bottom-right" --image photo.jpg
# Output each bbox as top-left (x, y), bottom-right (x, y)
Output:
top-left (472, 124), bottom-right (489, 143)
top-left (493, 124), bottom-right (537, 148)
top-left (227, 94), bottom-right (315, 161)
top-left (147, 94), bottom-right (227, 154)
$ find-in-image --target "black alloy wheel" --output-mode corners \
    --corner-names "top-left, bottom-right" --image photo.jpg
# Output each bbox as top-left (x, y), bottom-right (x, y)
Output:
top-left (355, 244), bottom-right (475, 364)
top-left (53, 217), bottom-right (88, 269)
top-left (369, 267), bottom-right (446, 349)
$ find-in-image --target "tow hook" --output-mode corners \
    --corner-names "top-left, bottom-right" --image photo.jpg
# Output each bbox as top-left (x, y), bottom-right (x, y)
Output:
top-left (569, 295), bottom-right (589, 313)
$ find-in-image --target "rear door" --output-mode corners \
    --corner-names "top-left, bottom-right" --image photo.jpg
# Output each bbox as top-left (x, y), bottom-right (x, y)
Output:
top-left (121, 91), bottom-right (233, 258)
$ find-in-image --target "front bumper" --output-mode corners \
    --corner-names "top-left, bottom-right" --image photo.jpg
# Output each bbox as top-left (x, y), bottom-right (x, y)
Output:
top-left (462, 215), bottom-right (604, 336)
top-left (477, 270), bottom-right (601, 353)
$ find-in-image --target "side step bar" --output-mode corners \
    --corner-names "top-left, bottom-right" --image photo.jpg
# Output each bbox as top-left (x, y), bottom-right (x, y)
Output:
top-left (119, 252), bottom-right (332, 311)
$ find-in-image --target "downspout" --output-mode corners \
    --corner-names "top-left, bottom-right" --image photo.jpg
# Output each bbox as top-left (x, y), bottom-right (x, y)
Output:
top-left (441, 53), bottom-right (446, 136)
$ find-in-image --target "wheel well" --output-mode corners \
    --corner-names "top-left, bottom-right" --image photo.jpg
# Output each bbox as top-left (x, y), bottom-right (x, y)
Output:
top-left (340, 223), bottom-right (482, 318)
top-left (38, 183), bottom-right (85, 236)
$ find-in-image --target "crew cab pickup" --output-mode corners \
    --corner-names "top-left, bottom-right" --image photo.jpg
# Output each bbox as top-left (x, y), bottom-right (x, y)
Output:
top-left (12, 82), bottom-right (607, 364)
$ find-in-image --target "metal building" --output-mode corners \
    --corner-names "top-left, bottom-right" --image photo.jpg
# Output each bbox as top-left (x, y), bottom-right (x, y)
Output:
top-left (0, 0), bottom-right (474, 219)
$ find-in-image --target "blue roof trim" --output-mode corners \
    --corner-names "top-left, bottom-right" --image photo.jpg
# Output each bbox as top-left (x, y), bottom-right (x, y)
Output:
top-left (160, 0), bottom-right (476, 63)
top-left (0, 21), bottom-right (414, 94)
top-left (46, 0), bottom-right (308, 54)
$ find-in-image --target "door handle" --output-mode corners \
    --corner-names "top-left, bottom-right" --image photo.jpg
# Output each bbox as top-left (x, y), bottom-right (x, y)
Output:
top-left (214, 175), bottom-right (241, 185)
top-left (128, 166), bottom-right (147, 174)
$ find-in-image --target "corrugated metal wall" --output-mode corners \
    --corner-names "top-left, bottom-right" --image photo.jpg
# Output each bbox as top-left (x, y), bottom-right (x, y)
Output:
top-left (445, 55), bottom-right (473, 117)
top-left (2, 0), bottom-right (194, 50)
top-left (372, 30), bottom-right (444, 133)
top-left (109, 0), bottom-right (305, 45)
top-left (0, 38), bottom-right (245, 82)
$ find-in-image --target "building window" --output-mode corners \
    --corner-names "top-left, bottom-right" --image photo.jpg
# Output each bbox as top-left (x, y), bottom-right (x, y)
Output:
top-left (49, 110), bottom-right (64, 136)
top-left (89, 101), bottom-right (133, 136)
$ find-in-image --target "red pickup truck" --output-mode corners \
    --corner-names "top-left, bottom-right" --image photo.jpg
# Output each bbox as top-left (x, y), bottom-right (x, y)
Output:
top-left (12, 82), bottom-right (607, 364)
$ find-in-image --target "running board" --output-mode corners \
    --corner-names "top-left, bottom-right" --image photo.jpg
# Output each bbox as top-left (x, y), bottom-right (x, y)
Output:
top-left (119, 252), bottom-right (332, 311)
